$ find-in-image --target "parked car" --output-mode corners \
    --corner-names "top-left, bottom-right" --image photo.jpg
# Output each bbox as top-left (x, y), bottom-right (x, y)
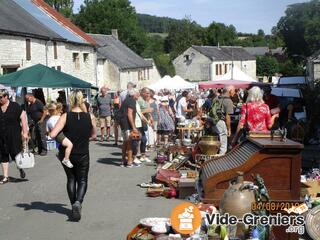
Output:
top-left (271, 87), bottom-right (306, 121)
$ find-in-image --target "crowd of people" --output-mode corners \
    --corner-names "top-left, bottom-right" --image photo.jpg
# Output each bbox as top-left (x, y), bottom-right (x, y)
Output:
top-left (1, 81), bottom-right (300, 221)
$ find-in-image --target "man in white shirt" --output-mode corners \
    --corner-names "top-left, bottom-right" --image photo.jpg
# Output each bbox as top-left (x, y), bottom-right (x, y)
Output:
top-left (175, 91), bottom-right (192, 121)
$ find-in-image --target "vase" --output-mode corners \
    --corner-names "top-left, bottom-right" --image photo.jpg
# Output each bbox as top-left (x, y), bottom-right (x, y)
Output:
top-left (198, 135), bottom-right (220, 156)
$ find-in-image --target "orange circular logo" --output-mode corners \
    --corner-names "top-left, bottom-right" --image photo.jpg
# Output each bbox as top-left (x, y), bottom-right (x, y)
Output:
top-left (170, 202), bottom-right (202, 235)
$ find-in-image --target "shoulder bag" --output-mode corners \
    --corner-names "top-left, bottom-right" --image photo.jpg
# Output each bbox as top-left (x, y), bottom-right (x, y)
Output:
top-left (15, 141), bottom-right (35, 169)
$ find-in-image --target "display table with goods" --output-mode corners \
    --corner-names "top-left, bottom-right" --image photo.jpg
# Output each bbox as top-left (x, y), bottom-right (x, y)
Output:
top-left (129, 171), bottom-right (318, 240)
top-left (176, 119), bottom-right (204, 144)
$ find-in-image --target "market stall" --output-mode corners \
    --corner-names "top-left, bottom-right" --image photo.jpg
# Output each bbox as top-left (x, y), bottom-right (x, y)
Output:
top-left (149, 75), bottom-right (196, 91)
top-left (0, 64), bottom-right (92, 88)
top-left (198, 66), bottom-right (266, 89)
top-left (128, 129), bottom-right (319, 240)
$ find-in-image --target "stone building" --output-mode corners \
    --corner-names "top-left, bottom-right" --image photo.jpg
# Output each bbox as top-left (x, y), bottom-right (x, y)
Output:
top-left (89, 33), bottom-right (160, 90)
top-left (0, 0), bottom-right (97, 86)
top-left (307, 51), bottom-right (320, 84)
top-left (173, 45), bottom-right (256, 82)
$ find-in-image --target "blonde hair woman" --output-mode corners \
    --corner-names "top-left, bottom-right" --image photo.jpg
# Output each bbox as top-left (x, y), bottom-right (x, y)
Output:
top-left (50, 90), bottom-right (96, 221)
top-left (231, 86), bottom-right (279, 146)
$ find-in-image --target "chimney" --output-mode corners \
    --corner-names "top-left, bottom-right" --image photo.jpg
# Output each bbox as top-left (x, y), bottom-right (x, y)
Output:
top-left (111, 29), bottom-right (118, 39)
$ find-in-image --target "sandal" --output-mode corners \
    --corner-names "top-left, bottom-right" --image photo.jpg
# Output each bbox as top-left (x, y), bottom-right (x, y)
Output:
top-left (0, 177), bottom-right (9, 184)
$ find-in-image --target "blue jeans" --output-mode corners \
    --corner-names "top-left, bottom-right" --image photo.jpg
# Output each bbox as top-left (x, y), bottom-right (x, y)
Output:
top-left (132, 127), bottom-right (147, 156)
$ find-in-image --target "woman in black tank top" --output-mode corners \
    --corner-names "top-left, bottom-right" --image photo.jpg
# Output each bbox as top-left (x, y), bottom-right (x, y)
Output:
top-left (50, 90), bottom-right (97, 221)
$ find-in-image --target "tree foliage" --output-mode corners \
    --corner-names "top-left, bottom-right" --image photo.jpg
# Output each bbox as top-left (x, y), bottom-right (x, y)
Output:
top-left (204, 22), bottom-right (237, 46)
top-left (279, 60), bottom-right (304, 76)
top-left (235, 30), bottom-right (283, 48)
top-left (275, 0), bottom-right (320, 57)
top-left (137, 14), bottom-right (183, 33)
top-left (142, 35), bottom-right (165, 58)
top-left (256, 56), bottom-right (279, 77)
top-left (74, 0), bottom-right (147, 54)
top-left (44, 0), bottom-right (73, 18)
top-left (166, 17), bottom-right (205, 59)
top-left (153, 54), bottom-right (176, 77)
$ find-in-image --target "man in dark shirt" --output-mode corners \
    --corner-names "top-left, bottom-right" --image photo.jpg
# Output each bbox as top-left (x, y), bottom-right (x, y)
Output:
top-left (26, 92), bottom-right (47, 156)
top-left (119, 89), bottom-right (139, 168)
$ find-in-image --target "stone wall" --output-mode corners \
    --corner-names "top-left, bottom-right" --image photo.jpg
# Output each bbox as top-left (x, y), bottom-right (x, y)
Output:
top-left (173, 47), bottom-right (257, 82)
top-left (0, 34), bottom-right (96, 85)
top-left (173, 47), bottom-right (212, 81)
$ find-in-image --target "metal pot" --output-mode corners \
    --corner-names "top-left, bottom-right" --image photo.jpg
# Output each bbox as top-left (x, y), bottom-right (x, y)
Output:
top-left (198, 136), bottom-right (220, 155)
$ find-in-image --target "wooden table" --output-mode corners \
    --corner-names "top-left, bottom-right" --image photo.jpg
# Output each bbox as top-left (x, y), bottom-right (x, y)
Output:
top-left (176, 126), bottom-right (204, 141)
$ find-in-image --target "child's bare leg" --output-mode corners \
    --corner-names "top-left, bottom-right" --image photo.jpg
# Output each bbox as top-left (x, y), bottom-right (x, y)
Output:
top-left (62, 138), bottom-right (73, 160)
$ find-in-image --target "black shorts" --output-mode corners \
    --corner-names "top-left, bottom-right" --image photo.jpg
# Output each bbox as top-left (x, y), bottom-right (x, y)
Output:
top-left (56, 132), bottom-right (66, 144)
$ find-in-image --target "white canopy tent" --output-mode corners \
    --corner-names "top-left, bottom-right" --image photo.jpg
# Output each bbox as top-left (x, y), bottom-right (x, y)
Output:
top-left (216, 66), bottom-right (258, 82)
top-left (149, 75), bottom-right (196, 90)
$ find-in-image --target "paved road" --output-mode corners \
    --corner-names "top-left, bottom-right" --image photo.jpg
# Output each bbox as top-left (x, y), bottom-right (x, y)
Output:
top-left (0, 141), bottom-right (181, 240)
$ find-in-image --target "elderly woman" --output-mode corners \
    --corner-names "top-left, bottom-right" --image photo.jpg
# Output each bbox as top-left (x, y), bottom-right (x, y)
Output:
top-left (0, 89), bottom-right (29, 184)
top-left (50, 90), bottom-right (96, 221)
top-left (157, 96), bottom-right (175, 145)
top-left (231, 86), bottom-right (279, 146)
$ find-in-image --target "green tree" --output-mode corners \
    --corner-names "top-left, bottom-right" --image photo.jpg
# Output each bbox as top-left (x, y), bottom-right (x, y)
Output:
top-left (257, 29), bottom-right (265, 37)
top-left (204, 22), bottom-right (237, 46)
top-left (74, 0), bottom-right (147, 54)
top-left (44, 0), bottom-right (73, 18)
top-left (166, 17), bottom-right (205, 59)
top-left (256, 56), bottom-right (279, 77)
top-left (275, 0), bottom-right (320, 57)
top-left (153, 54), bottom-right (175, 77)
top-left (279, 60), bottom-right (304, 76)
top-left (142, 35), bottom-right (165, 58)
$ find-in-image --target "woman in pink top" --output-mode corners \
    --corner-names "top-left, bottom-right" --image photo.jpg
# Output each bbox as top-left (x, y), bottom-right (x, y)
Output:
top-left (232, 87), bottom-right (279, 146)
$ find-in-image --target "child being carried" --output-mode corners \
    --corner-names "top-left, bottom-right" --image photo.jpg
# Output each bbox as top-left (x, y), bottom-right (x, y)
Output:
top-left (46, 103), bottom-right (73, 168)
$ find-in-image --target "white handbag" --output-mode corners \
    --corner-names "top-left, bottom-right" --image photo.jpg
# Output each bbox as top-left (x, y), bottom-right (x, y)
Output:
top-left (15, 141), bottom-right (35, 169)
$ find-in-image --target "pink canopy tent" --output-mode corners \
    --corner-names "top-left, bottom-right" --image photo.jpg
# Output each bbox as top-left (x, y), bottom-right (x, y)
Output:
top-left (198, 66), bottom-right (267, 89)
top-left (198, 79), bottom-right (267, 89)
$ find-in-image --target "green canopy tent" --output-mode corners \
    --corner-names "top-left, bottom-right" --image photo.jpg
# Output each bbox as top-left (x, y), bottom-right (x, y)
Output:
top-left (0, 64), bottom-right (92, 88)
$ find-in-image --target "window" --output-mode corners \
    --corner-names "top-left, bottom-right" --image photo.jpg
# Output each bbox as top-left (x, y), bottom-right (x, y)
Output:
top-left (83, 53), bottom-right (89, 62)
top-left (57, 66), bottom-right (61, 71)
top-left (184, 55), bottom-right (190, 61)
top-left (26, 39), bottom-right (31, 60)
top-left (147, 69), bottom-right (150, 80)
top-left (2, 65), bottom-right (19, 74)
top-left (143, 68), bottom-right (146, 80)
top-left (215, 64), bottom-right (223, 75)
top-left (53, 42), bottom-right (58, 59)
top-left (72, 53), bottom-right (80, 70)
top-left (224, 64), bottom-right (228, 74)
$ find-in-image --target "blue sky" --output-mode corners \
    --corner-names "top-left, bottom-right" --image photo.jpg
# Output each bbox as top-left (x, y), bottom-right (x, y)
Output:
top-left (73, 0), bottom-right (308, 34)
